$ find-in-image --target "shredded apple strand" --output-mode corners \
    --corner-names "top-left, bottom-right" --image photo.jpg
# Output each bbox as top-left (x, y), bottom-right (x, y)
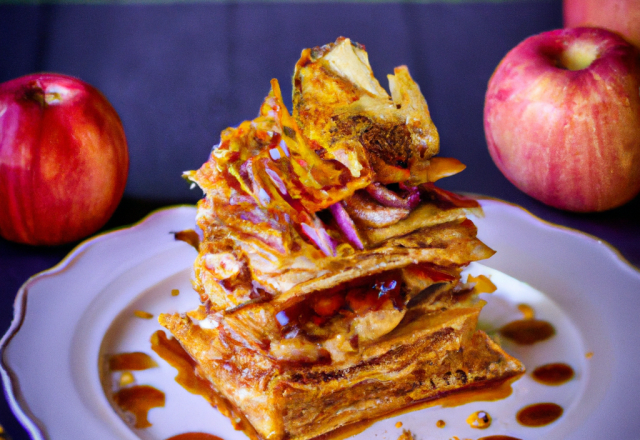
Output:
top-left (191, 77), bottom-right (470, 257)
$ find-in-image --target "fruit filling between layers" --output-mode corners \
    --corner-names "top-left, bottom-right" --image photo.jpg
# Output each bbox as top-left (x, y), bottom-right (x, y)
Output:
top-left (186, 259), bottom-right (494, 365)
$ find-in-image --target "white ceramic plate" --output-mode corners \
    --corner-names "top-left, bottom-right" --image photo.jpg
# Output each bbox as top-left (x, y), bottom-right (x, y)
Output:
top-left (1, 199), bottom-right (639, 440)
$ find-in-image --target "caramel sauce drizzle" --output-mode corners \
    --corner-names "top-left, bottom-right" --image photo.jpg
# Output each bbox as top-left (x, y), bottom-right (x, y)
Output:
top-left (151, 328), bottom-right (520, 440)
top-left (466, 410), bottom-right (491, 429)
top-left (517, 303), bottom-right (535, 320)
top-left (109, 352), bottom-right (158, 371)
top-left (516, 402), bottom-right (563, 427)
top-left (134, 310), bottom-right (154, 320)
top-left (112, 385), bottom-right (165, 429)
top-left (150, 330), bottom-right (261, 440)
top-left (107, 351), bottom-right (163, 428)
top-left (313, 376), bottom-right (518, 440)
top-left (499, 319), bottom-right (555, 345)
top-left (119, 371), bottom-right (135, 387)
top-left (531, 363), bottom-right (574, 386)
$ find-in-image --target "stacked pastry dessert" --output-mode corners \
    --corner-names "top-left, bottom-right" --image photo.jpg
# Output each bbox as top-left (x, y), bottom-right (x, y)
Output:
top-left (160, 37), bottom-right (524, 440)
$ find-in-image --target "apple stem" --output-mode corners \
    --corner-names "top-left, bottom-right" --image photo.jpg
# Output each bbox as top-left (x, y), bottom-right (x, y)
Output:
top-left (22, 82), bottom-right (46, 107)
top-left (558, 41), bottom-right (600, 71)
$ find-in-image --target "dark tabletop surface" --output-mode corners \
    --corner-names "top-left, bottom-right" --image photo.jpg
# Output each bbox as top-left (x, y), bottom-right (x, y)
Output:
top-left (1, 1), bottom-right (639, 439)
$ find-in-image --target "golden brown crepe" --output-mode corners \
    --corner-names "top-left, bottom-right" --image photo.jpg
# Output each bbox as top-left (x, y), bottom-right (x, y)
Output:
top-left (161, 37), bottom-right (524, 440)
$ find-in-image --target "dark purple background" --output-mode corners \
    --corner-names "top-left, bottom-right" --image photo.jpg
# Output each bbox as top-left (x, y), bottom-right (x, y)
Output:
top-left (1, 1), bottom-right (639, 439)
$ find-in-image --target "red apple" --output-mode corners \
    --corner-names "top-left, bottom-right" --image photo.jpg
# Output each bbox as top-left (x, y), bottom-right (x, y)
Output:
top-left (484, 27), bottom-right (640, 212)
top-left (0, 73), bottom-right (129, 245)
top-left (564, 0), bottom-right (640, 49)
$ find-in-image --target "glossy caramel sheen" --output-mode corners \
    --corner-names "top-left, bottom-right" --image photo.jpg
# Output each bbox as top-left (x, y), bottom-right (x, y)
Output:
top-left (531, 363), bottom-right (574, 386)
top-left (517, 303), bottom-right (535, 320)
top-left (109, 352), bottom-right (158, 371)
top-left (276, 271), bottom-right (403, 335)
top-left (112, 385), bottom-right (165, 429)
top-left (152, 328), bottom-right (520, 440)
top-left (499, 319), bottom-right (555, 345)
top-left (516, 403), bottom-right (563, 427)
top-left (151, 330), bottom-right (260, 439)
top-left (466, 410), bottom-right (492, 429)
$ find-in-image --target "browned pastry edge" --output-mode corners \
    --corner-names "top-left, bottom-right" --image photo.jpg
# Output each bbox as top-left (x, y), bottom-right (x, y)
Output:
top-left (159, 306), bottom-right (524, 440)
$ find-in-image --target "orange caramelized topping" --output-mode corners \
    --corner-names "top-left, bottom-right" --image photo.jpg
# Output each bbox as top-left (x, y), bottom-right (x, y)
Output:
top-left (406, 264), bottom-right (456, 283)
top-left (188, 72), bottom-right (477, 258)
top-left (276, 272), bottom-right (404, 333)
top-left (312, 293), bottom-right (345, 317)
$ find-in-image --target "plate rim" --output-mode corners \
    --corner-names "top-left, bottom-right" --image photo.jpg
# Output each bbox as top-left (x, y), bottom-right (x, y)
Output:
top-left (0, 204), bottom-right (198, 440)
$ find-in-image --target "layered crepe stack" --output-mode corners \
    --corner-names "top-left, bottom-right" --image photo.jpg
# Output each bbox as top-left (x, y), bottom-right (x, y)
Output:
top-left (160, 38), bottom-right (524, 440)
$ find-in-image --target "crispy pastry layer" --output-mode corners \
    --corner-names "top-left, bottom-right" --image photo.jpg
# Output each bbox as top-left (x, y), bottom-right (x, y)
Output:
top-left (160, 302), bottom-right (524, 440)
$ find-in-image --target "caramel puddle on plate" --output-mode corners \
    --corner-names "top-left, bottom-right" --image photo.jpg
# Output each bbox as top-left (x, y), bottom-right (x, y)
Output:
top-left (499, 319), bottom-right (555, 345)
top-left (109, 351), bottom-right (158, 371)
top-left (516, 402), bottom-right (563, 427)
top-left (498, 301), bottom-right (555, 345)
top-left (134, 310), bottom-right (154, 320)
top-left (531, 362), bottom-right (574, 386)
top-left (107, 352), bottom-right (164, 429)
top-left (152, 330), bottom-right (519, 440)
top-left (516, 303), bottom-right (535, 320)
top-left (466, 410), bottom-right (491, 429)
top-left (112, 385), bottom-right (165, 429)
